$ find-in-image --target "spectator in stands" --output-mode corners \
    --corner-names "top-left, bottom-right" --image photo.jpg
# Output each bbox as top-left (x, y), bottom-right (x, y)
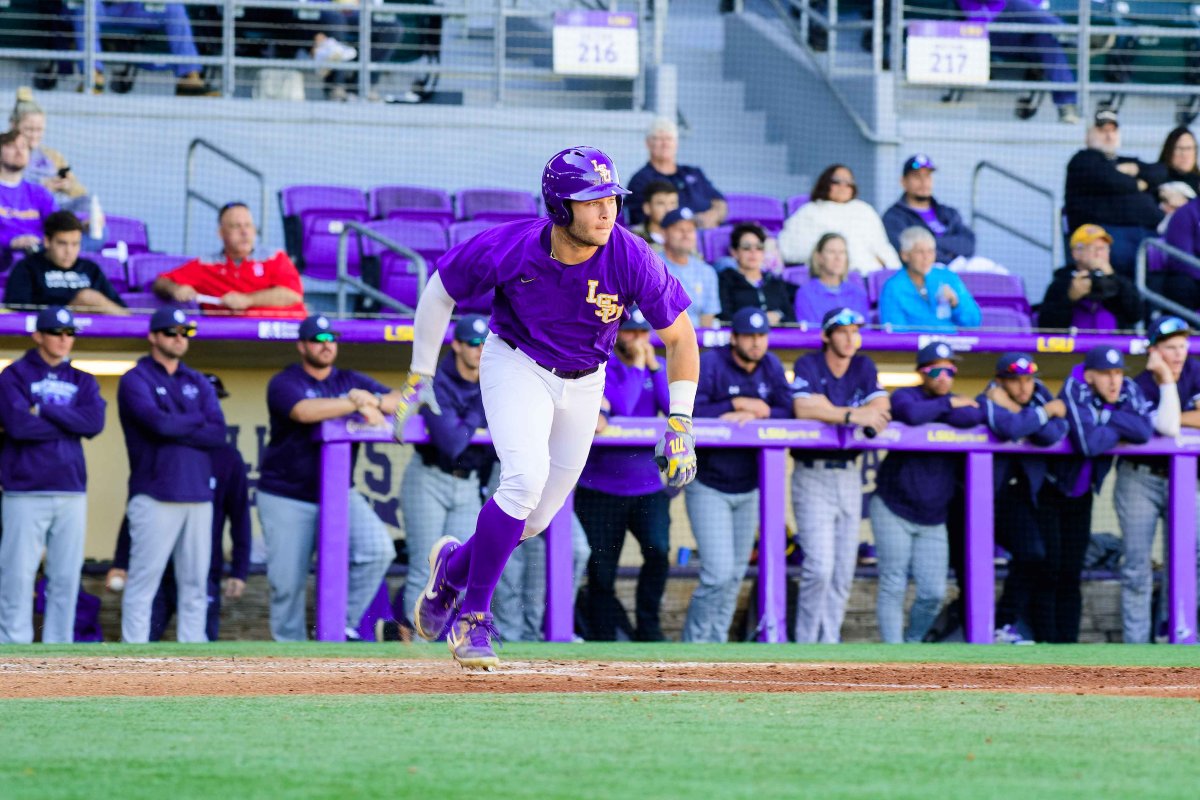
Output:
top-left (107, 373), bottom-right (250, 642)
top-left (1163, 194), bottom-right (1200, 307)
top-left (576, 308), bottom-right (671, 642)
top-left (879, 227), bottom-right (981, 332)
top-left (660, 208), bottom-right (719, 329)
top-left (67, 3), bottom-right (213, 96)
top-left (627, 117), bottom-right (726, 229)
top-left (256, 314), bottom-right (399, 641)
top-left (791, 307), bottom-right (890, 643)
top-left (882, 154), bottom-right (978, 267)
top-left (792, 233), bottom-right (870, 325)
top-left (118, 307), bottom-right (227, 643)
top-left (630, 179), bottom-right (678, 251)
top-left (4, 211), bottom-right (127, 313)
top-left (718, 223), bottom-right (795, 324)
top-left (1064, 109), bottom-right (1164, 276)
top-left (1041, 346), bottom-right (1152, 643)
top-left (0, 129), bottom-right (55, 272)
top-left (154, 202), bottom-right (306, 318)
top-left (684, 308), bottom-right (793, 643)
top-left (778, 164), bottom-right (900, 273)
top-left (1114, 318), bottom-right (1200, 643)
top-left (977, 352), bottom-right (1068, 645)
top-left (0, 307), bottom-right (105, 644)
top-left (399, 315), bottom-right (494, 638)
top-left (10, 88), bottom-right (98, 219)
top-left (1147, 127), bottom-right (1200, 195)
top-left (955, 0), bottom-right (1079, 123)
top-left (1038, 224), bottom-right (1140, 331)
top-left (871, 342), bottom-right (984, 643)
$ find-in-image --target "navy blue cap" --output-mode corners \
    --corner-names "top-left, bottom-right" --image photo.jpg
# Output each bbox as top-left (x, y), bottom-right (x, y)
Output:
top-left (298, 314), bottom-right (338, 342)
top-left (995, 352), bottom-right (1038, 376)
top-left (620, 307), bottom-right (652, 331)
top-left (35, 305), bottom-right (76, 332)
top-left (731, 307), bottom-right (770, 334)
top-left (454, 314), bottom-right (490, 344)
top-left (149, 305), bottom-right (197, 333)
top-left (1084, 346), bottom-right (1125, 371)
top-left (917, 341), bottom-right (959, 367)
top-left (821, 307), bottom-right (866, 332)
top-left (1149, 316), bottom-right (1191, 345)
top-left (661, 207), bottom-right (696, 229)
top-left (903, 153), bottom-right (936, 175)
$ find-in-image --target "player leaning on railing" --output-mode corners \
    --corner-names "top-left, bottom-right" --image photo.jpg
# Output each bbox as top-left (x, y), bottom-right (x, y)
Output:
top-left (393, 147), bottom-right (700, 669)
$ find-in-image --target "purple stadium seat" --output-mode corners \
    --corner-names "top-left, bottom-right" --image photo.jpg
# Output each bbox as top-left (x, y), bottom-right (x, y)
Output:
top-left (700, 225), bottom-right (734, 265)
top-left (958, 272), bottom-right (1031, 314)
top-left (365, 219), bottom-right (448, 262)
top-left (723, 193), bottom-right (786, 234)
top-left (866, 269), bottom-right (899, 304)
top-left (456, 188), bottom-right (539, 222)
top-left (119, 292), bottom-right (197, 312)
top-left (127, 253), bottom-right (191, 291)
top-left (369, 185), bottom-right (454, 225)
top-left (302, 212), bottom-right (372, 280)
top-left (101, 215), bottom-right (150, 255)
top-left (280, 185), bottom-right (366, 218)
top-left (980, 305), bottom-right (1032, 331)
top-left (91, 254), bottom-right (129, 293)
top-left (279, 185), bottom-right (370, 280)
top-left (785, 194), bottom-right (810, 217)
top-left (781, 266), bottom-right (810, 285)
top-left (449, 219), bottom-right (503, 247)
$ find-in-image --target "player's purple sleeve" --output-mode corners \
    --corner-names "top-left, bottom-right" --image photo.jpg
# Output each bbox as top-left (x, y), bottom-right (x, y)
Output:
top-left (118, 373), bottom-right (206, 440)
top-left (37, 377), bottom-right (106, 439)
top-left (765, 355), bottom-right (794, 418)
top-left (435, 227), bottom-right (502, 304)
top-left (693, 353), bottom-right (734, 417)
top-left (1061, 377), bottom-right (1121, 456)
top-left (177, 379), bottom-right (228, 450)
top-left (889, 388), bottom-right (953, 425)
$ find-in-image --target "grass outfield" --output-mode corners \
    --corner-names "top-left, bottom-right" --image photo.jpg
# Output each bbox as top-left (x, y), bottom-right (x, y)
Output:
top-left (1, 641), bottom-right (1199, 666)
top-left (1, 692), bottom-right (1198, 799)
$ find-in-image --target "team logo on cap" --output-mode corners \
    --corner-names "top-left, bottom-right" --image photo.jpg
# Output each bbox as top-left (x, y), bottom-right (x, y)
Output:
top-left (679, 208), bottom-right (694, 220)
top-left (173, 309), bottom-right (187, 324)
top-left (750, 312), bottom-right (765, 329)
top-left (1016, 358), bottom-right (1030, 370)
top-left (1107, 349), bottom-right (1120, 364)
top-left (472, 318), bottom-right (487, 335)
top-left (936, 344), bottom-right (951, 358)
top-left (56, 309), bottom-right (71, 324)
top-left (591, 159), bottom-right (612, 184)
top-left (316, 316), bottom-right (330, 329)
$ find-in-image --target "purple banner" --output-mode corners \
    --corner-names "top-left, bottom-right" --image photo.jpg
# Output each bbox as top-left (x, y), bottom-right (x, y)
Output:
top-left (554, 10), bottom-right (638, 29)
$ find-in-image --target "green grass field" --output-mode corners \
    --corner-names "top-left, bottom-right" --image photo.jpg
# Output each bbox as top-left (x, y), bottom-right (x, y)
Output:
top-left (1, 644), bottom-right (1198, 799)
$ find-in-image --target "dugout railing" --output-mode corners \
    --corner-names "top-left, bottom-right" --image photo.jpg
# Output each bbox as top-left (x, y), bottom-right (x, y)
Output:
top-left (314, 415), bottom-right (1199, 646)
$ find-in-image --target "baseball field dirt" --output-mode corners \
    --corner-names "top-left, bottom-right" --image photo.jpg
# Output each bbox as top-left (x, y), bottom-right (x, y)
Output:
top-left (2, 657), bottom-right (1198, 698)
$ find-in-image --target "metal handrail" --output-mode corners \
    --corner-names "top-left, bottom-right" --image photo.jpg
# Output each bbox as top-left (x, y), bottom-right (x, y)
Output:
top-left (970, 161), bottom-right (1059, 268)
top-left (1136, 238), bottom-right (1200, 328)
top-left (183, 138), bottom-right (267, 254)
top-left (333, 220), bottom-right (428, 317)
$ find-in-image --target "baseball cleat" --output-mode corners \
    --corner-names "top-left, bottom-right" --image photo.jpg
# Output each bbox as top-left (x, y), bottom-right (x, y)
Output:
top-left (413, 535), bottom-right (462, 641)
top-left (447, 611), bottom-right (502, 670)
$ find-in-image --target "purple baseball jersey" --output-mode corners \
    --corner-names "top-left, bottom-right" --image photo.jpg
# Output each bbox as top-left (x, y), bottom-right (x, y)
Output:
top-left (437, 218), bottom-right (691, 372)
top-left (790, 352), bottom-right (887, 408)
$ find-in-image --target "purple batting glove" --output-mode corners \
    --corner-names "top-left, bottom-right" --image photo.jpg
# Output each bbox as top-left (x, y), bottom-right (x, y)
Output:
top-left (393, 372), bottom-right (439, 442)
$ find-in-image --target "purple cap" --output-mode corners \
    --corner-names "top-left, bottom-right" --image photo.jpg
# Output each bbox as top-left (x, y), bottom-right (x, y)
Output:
top-left (661, 207), bottom-right (696, 229)
top-left (454, 314), bottom-right (490, 344)
top-left (731, 307), bottom-right (770, 334)
top-left (35, 305), bottom-right (76, 333)
top-left (917, 341), bottom-right (959, 367)
top-left (298, 314), bottom-right (338, 342)
top-left (149, 305), bottom-right (197, 333)
top-left (903, 154), bottom-right (936, 175)
top-left (1084, 346), bottom-right (1125, 371)
top-left (995, 352), bottom-right (1038, 376)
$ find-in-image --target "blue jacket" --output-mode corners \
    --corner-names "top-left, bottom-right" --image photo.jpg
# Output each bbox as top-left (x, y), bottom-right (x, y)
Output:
top-left (882, 196), bottom-right (976, 264)
top-left (978, 379), bottom-right (1068, 501)
top-left (878, 266), bottom-right (982, 332)
top-left (0, 349), bottom-right (105, 493)
top-left (118, 356), bottom-right (227, 503)
top-left (415, 353), bottom-right (496, 478)
top-left (874, 386), bottom-right (985, 525)
top-left (1051, 367), bottom-right (1153, 497)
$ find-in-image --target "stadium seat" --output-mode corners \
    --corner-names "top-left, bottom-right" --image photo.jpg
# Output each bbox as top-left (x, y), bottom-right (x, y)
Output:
top-left (368, 185), bottom-right (455, 225)
top-left (699, 225), bottom-right (734, 265)
top-left (100, 215), bottom-right (151, 255)
top-left (866, 269), bottom-right (899, 304)
top-left (127, 253), bottom-right (191, 291)
top-left (365, 219), bottom-right (448, 310)
top-left (119, 291), bottom-right (196, 312)
top-left (958, 272), bottom-right (1031, 314)
top-left (980, 305), bottom-right (1033, 331)
top-left (92, 253), bottom-right (129, 293)
top-left (785, 194), bottom-right (810, 217)
top-left (456, 188), bottom-right (539, 221)
top-left (781, 266), bottom-right (810, 285)
top-left (278, 185), bottom-right (370, 278)
top-left (448, 219), bottom-right (504, 247)
top-left (723, 193), bottom-right (786, 233)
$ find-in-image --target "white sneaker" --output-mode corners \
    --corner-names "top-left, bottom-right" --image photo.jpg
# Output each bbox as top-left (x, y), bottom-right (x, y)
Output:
top-left (314, 38), bottom-right (357, 64)
top-left (994, 624), bottom-right (1034, 645)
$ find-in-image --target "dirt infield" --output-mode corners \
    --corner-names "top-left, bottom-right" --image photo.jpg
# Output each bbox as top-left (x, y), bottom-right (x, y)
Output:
top-left (1, 658), bottom-right (1199, 699)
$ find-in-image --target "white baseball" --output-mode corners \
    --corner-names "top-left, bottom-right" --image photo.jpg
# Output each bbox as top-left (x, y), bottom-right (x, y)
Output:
top-left (108, 576), bottom-right (125, 592)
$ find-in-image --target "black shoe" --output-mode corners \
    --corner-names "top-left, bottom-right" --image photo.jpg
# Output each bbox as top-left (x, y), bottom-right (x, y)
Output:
top-left (374, 619), bottom-right (414, 642)
top-left (33, 62), bottom-right (58, 91)
top-left (1015, 91), bottom-right (1043, 120)
top-left (634, 626), bottom-right (666, 642)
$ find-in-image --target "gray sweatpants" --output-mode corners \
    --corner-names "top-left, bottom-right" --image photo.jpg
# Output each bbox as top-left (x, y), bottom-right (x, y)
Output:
top-left (870, 494), bottom-right (948, 644)
top-left (257, 489), bottom-right (394, 642)
top-left (399, 460), bottom-right (481, 624)
top-left (0, 493), bottom-right (87, 644)
top-left (792, 463), bottom-right (862, 643)
top-left (682, 480), bottom-right (759, 643)
top-left (122, 494), bottom-right (212, 643)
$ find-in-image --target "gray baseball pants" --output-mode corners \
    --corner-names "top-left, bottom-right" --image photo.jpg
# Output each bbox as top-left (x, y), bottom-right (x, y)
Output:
top-left (0, 493), bottom-right (87, 644)
top-left (792, 463), bottom-right (863, 643)
top-left (682, 480), bottom-right (759, 643)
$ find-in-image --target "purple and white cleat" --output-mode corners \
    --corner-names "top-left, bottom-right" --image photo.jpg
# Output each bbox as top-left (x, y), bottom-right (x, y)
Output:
top-left (447, 611), bottom-right (502, 671)
top-left (413, 535), bottom-right (462, 641)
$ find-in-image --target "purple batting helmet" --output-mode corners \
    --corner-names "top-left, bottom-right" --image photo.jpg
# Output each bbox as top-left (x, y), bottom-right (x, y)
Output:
top-left (541, 146), bottom-right (631, 226)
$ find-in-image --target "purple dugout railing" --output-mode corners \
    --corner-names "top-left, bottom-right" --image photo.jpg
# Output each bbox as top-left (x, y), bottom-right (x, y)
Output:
top-left (316, 417), bottom-right (1199, 646)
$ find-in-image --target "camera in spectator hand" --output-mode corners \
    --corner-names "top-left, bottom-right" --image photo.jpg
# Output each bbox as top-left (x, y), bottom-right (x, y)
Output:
top-left (1084, 270), bottom-right (1119, 301)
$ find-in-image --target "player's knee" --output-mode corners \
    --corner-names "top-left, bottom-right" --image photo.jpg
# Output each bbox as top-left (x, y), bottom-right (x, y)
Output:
top-left (495, 471), bottom-right (548, 520)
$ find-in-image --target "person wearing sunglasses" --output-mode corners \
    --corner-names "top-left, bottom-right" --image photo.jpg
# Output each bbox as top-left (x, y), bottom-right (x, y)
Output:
top-left (790, 306), bottom-right (889, 643)
top-left (718, 223), bottom-right (795, 326)
top-left (1038, 347), bottom-right (1153, 643)
top-left (879, 226), bottom-right (981, 333)
top-left (257, 314), bottom-right (402, 642)
top-left (778, 163), bottom-right (900, 274)
top-left (977, 353), bottom-right (1068, 645)
top-left (870, 342), bottom-right (984, 644)
top-left (1115, 317), bottom-right (1200, 643)
top-left (0, 306), bottom-right (105, 644)
top-left (1039, 224), bottom-right (1141, 332)
top-left (117, 306), bottom-right (227, 643)
top-left (792, 233), bottom-right (870, 326)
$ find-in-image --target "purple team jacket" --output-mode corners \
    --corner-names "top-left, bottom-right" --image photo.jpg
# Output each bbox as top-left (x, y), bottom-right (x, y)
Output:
top-left (578, 354), bottom-right (670, 496)
top-left (0, 349), bottom-right (105, 493)
top-left (117, 355), bottom-right (227, 503)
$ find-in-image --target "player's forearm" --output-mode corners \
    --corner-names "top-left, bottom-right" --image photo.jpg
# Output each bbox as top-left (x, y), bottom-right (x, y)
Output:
top-left (241, 286), bottom-right (303, 308)
top-left (792, 398), bottom-right (846, 424)
top-left (411, 272), bottom-right (455, 376)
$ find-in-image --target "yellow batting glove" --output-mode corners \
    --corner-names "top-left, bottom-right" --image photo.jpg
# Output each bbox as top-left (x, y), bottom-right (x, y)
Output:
top-left (654, 414), bottom-right (697, 488)
top-left (393, 373), bottom-right (438, 442)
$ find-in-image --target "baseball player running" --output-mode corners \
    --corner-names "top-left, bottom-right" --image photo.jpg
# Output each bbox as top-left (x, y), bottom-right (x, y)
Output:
top-left (396, 147), bottom-right (700, 669)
